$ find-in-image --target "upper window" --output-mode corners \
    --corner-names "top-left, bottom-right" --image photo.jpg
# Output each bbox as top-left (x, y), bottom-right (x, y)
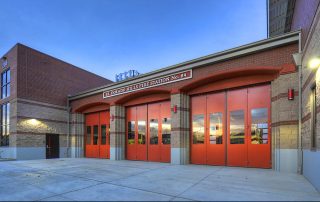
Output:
top-left (1, 69), bottom-right (10, 99)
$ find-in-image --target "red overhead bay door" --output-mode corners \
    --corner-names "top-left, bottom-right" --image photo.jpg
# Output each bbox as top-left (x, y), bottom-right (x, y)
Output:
top-left (85, 111), bottom-right (110, 159)
top-left (126, 101), bottom-right (171, 163)
top-left (191, 85), bottom-right (271, 168)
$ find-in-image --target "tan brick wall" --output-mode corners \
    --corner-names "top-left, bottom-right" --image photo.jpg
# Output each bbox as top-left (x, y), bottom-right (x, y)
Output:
top-left (271, 72), bottom-right (299, 170)
top-left (10, 98), bottom-right (69, 148)
top-left (301, 9), bottom-right (320, 150)
top-left (170, 93), bottom-right (190, 164)
top-left (70, 113), bottom-right (84, 157)
top-left (110, 105), bottom-right (125, 160)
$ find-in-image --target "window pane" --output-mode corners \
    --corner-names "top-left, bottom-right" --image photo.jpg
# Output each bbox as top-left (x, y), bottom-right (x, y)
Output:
top-left (230, 110), bottom-right (245, 144)
top-left (209, 113), bottom-right (223, 144)
top-left (86, 126), bottom-right (91, 145)
top-left (6, 84), bottom-right (10, 97)
top-left (1, 126), bottom-right (7, 146)
top-left (2, 72), bottom-right (6, 86)
top-left (192, 114), bottom-right (205, 144)
top-left (6, 69), bottom-right (10, 83)
top-left (162, 118), bottom-right (171, 144)
top-left (128, 121), bottom-right (135, 144)
top-left (149, 119), bottom-right (158, 144)
top-left (101, 125), bottom-right (106, 145)
top-left (2, 105), bottom-right (6, 125)
top-left (2, 86), bottom-right (6, 99)
top-left (93, 125), bottom-right (98, 145)
top-left (6, 124), bottom-right (9, 136)
top-left (6, 103), bottom-right (9, 125)
top-left (138, 121), bottom-right (146, 144)
top-left (251, 108), bottom-right (268, 144)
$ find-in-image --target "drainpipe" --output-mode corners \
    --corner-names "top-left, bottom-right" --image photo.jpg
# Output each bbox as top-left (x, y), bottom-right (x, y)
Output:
top-left (298, 32), bottom-right (303, 175)
top-left (293, 31), bottom-right (303, 174)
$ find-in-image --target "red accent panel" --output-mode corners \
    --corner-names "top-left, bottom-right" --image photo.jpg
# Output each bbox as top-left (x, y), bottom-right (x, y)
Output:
top-left (136, 105), bottom-right (148, 161)
top-left (206, 92), bottom-right (226, 166)
top-left (126, 106), bottom-right (137, 160)
top-left (227, 88), bottom-right (248, 167)
top-left (160, 101), bottom-right (171, 163)
top-left (99, 111), bottom-right (110, 159)
top-left (126, 101), bottom-right (171, 163)
top-left (280, 63), bottom-right (296, 74)
top-left (188, 74), bottom-right (274, 96)
top-left (181, 66), bottom-right (280, 94)
top-left (85, 112), bottom-right (100, 158)
top-left (191, 95), bottom-right (206, 165)
top-left (148, 103), bottom-right (161, 162)
top-left (247, 85), bottom-right (271, 168)
top-left (116, 89), bottom-right (170, 106)
top-left (85, 111), bottom-right (110, 159)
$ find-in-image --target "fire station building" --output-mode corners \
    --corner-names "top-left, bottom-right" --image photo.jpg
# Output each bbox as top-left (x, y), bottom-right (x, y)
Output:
top-left (0, 0), bottom-right (320, 192)
top-left (68, 31), bottom-right (299, 171)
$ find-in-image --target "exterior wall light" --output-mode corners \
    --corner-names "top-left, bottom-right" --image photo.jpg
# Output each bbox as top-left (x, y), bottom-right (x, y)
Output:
top-left (309, 57), bottom-right (320, 69)
top-left (28, 119), bottom-right (41, 126)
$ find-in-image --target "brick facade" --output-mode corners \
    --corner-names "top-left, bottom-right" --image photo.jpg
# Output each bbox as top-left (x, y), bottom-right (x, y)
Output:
top-left (110, 105), bottom-right (125, 160)
top-left (0, 43), bottom-right (113, 160)
top-left (170, 93), bottom-right (190, 164)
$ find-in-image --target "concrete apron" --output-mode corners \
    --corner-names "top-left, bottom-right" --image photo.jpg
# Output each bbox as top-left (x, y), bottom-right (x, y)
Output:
top-left (0, 158), bottom-right (319, 201)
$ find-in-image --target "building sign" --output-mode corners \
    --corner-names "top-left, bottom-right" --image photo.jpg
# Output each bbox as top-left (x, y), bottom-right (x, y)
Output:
top-left (103, 69), bottom-right (192, 98)
top-left (115, 70), bottom-right (140, 82)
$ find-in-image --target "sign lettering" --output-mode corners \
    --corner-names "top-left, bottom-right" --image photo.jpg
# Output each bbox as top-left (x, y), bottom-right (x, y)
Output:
top-left (103, 69), bottom-right (192, 98)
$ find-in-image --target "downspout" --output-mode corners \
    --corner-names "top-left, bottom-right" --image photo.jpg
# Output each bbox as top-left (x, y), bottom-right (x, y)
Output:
top-left (298, 31), bottom-right (303, 174)
top-left (292, 31), bottom-right (302, 174)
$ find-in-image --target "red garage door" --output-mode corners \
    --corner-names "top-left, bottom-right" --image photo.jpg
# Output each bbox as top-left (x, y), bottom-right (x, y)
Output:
top-left (191, 85), bottom-right (271, 168)
top-left (126, 101), bottom-right (171, 163)
top-left (85, 111), bottom-right (110, 159)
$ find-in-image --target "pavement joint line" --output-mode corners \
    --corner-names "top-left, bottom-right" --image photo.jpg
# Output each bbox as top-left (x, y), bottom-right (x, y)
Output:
top-left (35, 181), bottom-right (106, 201)
top-left (11, 161), bottom-right (195, 200)
top-left (175, 166), bottom-right (225, 199)
top-left (103, 166), bottom-right (223, 200)
top-left (35, 174), bottom-right (184, 201)
top-left (17, 160), bottom-right (170, 173)
top-left (9, 160), bottom-right (173, 190)
top-left (3, 159), bottom-right (320, 201)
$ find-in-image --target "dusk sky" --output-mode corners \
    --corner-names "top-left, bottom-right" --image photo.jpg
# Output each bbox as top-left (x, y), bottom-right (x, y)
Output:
top-left (0, 0), bottom-right (267, 81)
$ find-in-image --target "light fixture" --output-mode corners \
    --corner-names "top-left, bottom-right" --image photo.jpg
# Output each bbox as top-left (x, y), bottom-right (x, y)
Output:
top-left (28, 119), bottom-right (41, 126)
top-left (309, 57), bottom-right (320, 69)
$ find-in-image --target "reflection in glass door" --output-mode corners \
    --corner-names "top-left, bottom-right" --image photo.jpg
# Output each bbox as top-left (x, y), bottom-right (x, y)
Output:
top-left (247, 86), bottom-right (271, 168)
top-left (227, 88), bottom-right (248, 167)
top-left (191, 85), bottom-right (271, 168)
top-left (126, 101), bottom-right (171, 163)
top-left (229, 110), bottom-right (245, 144)
top-left (206, 92), bottom-right (226, 166)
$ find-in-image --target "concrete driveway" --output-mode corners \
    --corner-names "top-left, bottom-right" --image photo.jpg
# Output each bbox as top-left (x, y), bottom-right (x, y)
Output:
top-left (0, 158), bottom-right (319, 201)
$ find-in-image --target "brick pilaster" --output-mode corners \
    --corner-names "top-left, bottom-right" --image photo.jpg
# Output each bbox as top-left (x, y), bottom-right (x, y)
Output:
top-left (170, 93), bottom-right (190, 164)
top-left (70, 113), bottom-right (84, 158)
top-left (110, 105), bottom-right (125, 160)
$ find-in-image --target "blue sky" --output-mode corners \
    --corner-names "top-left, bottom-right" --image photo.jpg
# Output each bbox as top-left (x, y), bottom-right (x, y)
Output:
top-left (0, 0), bottom-right (267, 81)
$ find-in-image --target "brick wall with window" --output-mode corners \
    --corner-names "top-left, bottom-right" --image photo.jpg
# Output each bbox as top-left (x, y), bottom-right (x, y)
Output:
top-left (0, 103), bottom-right (10, 146)
top-left (1, 69), bottom-right (10, 99)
